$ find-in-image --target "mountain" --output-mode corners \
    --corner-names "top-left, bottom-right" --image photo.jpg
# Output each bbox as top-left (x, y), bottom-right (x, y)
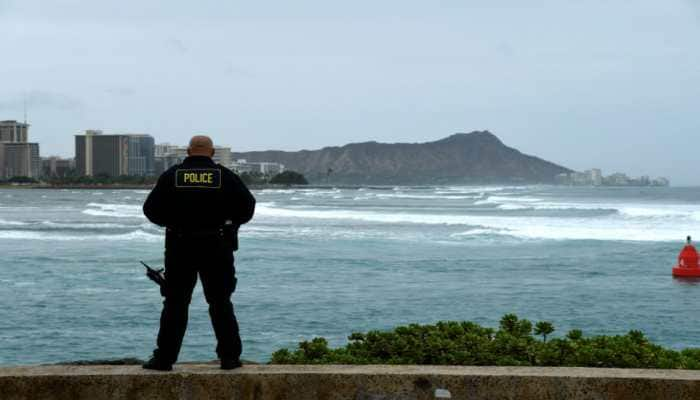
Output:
top-left (231, 131), bottom-right (571, 184)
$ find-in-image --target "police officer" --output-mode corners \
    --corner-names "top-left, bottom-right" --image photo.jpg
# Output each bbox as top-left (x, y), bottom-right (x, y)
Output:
top-left (142, 135), bottom-right (255, 371)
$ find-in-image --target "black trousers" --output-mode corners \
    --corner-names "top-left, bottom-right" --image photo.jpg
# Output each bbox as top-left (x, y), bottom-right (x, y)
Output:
top-left (153, 235), bottom-right (241, 364)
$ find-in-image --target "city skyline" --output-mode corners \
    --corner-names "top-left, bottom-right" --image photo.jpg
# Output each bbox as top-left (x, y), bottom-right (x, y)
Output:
top-left (0, 118), bottom-right (675, 184)
top-left (0, 1), bottom-right (698, 184)
top-left (2, 115), bottom-right (692, 186)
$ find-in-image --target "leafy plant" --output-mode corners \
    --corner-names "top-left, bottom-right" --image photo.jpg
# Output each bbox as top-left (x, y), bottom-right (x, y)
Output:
top-left (270, 314), bottom-right (700, 370)
top-left (534, 321), bottom-right (555, 343)
top-left (269, 171), bottom-right (308, 185)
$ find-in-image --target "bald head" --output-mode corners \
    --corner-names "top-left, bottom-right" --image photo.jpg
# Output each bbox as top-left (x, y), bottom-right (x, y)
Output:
top-left (188, 135), bottom-right (215, 158)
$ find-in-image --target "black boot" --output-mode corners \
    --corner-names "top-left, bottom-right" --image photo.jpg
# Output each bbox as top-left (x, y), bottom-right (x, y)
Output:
top-left (220, 358), bottom-right (242, 370)
top-left (142, 356), bottom-right (173, 371)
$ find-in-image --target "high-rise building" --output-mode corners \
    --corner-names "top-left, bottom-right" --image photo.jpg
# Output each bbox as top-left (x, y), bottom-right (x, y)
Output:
top-left (0, 142), bottom-right (41, 178)
top-left (75, 130), bottom-right (155, 177)
top-left (0, 120), bottom-right (40, 179)
top-left (127, 135), bottom-right (155, 176)
top-left (0, 120), bottom-right (29, 143)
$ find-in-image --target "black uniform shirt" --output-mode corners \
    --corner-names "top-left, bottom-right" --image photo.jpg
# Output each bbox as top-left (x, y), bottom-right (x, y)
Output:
top-left (143, 155), bottom-right (256, 250)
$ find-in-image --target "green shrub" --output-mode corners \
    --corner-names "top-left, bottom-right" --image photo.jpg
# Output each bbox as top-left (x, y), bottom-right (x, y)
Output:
top-left (270, 314), bottom-right (700, 369)
top-left (240, 171), bottom-right (268, 185)
top-left (269, 171), bottom-right (308, 185)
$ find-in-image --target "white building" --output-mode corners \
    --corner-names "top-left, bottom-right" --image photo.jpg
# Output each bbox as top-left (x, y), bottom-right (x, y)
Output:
top-left (229, 159), bottom-right (285, 175)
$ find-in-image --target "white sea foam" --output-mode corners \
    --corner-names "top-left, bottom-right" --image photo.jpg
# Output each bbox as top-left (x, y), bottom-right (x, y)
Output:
top-left (242, 225), bottom-right (393, 241)
top-left (434, 186), bottom-right (520, 195)
top-left (0, 218), bottom-right (29, 226)
top-left (476, 196), bottom-right (542, 205)
top-left (375, 193), bottom-right (479, 200)
top-left (108, 230), bottom-right (162, 242)
top-left (618, 207), bottom-right (691, 218)
top-left (0, 229), bottom-right (161, 242)
top-left (255, 203), bottom-right (471, 224)
top-left (40, 221), bottom-right (134, 229)
top-left (82, 203), bottom-right (144, 218)
top-left (450, 228), bottom-right (504, 237)
top-left (260, 189), bottom-right (297, 194)
top-left (300, 189), bottom-right (342, 197)
top-left (254, 202), bottom-right (700, 242)
top-left (497, 204), bottom-right (529, 210)
top-left (490, 201), bottom-right (610, 212)
top-left (470, 195), bottom-right (700, 220)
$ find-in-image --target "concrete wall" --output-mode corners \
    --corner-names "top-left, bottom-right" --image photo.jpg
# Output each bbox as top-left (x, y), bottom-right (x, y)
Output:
top-left (2, 364), bottom-right (700, 400)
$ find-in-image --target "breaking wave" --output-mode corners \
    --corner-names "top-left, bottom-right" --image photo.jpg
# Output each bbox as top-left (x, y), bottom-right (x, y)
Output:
top-left (0, 219), bottom-right (29, 226)
top-left (82, 203), bottom-right (144, 218)
top-left (0, 229), bottom-right (161, 242)
top-left (254, 201), bottom-right (700, 242)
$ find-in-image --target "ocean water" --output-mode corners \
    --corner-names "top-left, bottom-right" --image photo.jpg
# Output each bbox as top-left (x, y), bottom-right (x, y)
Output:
top-left (1, 185), bottom-right (699, 366)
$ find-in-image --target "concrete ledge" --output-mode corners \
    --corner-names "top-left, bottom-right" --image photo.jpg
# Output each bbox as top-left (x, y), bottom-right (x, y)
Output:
top-left (2, 364), bottom-right (700, 400)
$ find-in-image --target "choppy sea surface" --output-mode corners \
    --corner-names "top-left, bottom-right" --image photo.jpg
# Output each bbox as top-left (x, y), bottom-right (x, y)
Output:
top-left (1, 185), bottom-right (700, 365)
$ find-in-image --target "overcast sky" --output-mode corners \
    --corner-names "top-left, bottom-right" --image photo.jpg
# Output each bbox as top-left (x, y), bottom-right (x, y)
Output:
top-left (0, 1), bottom-right (698, 184)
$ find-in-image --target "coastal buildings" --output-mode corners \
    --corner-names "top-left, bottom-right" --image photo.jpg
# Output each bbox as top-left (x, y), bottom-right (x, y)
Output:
top-left (154, 143), bottom-right (282, 175)
top-left (0, 120), bottom-right (41, 179)
top-left (555, 169), bottom-right (670, 187)
top-left (75, 130), bottom-right (155, 177)
top-left (154, 143), bottom-right (231, 173)
top-left (41, 156), bottom-right (75, 178)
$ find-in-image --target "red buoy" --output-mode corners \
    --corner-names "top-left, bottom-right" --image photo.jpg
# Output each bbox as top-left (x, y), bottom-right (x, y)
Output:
top-left (673, 236), bottom-right (700, 277)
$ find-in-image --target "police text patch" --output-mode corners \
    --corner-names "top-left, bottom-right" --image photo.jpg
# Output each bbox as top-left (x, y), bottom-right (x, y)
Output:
top-left (175, 169), bottom-right (222, 189)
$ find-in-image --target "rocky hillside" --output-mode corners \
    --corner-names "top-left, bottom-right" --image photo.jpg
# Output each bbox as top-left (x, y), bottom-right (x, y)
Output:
top-left (232, 131), bottom-right (571, 184)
